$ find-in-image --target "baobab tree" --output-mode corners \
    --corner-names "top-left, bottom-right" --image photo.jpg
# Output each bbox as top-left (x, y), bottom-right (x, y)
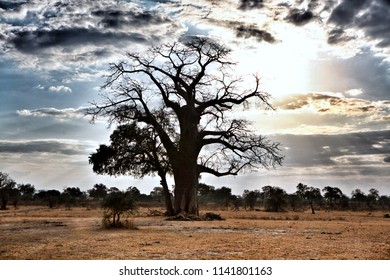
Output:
top-left (88, 37), bottom-right (283, 215)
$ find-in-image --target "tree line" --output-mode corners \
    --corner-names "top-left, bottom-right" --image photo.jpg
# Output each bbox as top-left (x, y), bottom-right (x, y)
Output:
top-left (1, 171), bottom-right (389, 212)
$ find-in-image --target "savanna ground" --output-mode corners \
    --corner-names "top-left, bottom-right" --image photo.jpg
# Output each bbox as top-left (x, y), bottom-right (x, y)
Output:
top-left (0, 205), bottom-right (389, 260)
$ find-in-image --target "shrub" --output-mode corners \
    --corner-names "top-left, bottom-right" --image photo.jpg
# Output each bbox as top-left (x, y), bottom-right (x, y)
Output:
top-left (101, 191), bottom-right (137, 228)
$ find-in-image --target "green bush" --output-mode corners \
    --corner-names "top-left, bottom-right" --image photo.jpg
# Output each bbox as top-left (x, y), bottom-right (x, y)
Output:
top-left (101, 191), bottom-right (137, 228)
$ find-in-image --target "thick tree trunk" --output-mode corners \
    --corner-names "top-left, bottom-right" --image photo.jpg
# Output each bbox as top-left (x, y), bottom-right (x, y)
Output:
top-left (172, 159), bottom-right (199, 215)
top-left (171, 106), bottom-right (200, 215)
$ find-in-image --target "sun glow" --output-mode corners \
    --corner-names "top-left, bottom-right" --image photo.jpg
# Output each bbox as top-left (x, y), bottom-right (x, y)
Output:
top-left (232, 23), bottom-right (325, 99)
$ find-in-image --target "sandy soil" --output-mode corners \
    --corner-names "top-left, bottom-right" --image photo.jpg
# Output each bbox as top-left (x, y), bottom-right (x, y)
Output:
top-left (0, 206), bottom-right (389, 259)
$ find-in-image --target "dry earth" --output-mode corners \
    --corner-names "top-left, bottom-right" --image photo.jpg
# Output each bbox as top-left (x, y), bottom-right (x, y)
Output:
top-left (0, 206), bottom-right (389, 260)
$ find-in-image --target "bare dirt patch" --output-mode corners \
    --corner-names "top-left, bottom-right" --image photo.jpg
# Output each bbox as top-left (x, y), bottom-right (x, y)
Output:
top-left (0, 207), bottom-right (389, 259)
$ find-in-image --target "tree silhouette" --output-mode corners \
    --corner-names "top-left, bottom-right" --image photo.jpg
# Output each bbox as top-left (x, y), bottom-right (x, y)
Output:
top-left (18, 183), bottom-right (35, 202)
top-left (351, 189), bottom-right (367, 209)
top-left (243, 190), bottom-right (260, 210)
top-left (262, 186), bottom-right (287, 212)
top-left (0, 172), bottom-right (17, 210)
top-left (367, 188), bottom-right (379, 208)
top-left (296, 183), bottom-right (322, 214)
top-left (89, 38), bottom-right (283, 215)
top-left (101, 190), bottom-right (136, 228)
top-left (89, 123), bottom-right (174, 215)
top-left (88, 183), bottom-right (108, 200)
top-left (322, 186), bottom-right (344, 209)
top-left (36, 190), bottom-right (61, 208)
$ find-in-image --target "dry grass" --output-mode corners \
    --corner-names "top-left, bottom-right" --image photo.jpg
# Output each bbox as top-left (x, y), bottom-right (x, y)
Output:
top-left (0, 206), bottom-right (389, 260)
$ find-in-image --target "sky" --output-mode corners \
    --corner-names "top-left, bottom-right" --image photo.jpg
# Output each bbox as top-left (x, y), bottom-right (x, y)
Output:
top-left (0, 0), bottom-right (389, 196)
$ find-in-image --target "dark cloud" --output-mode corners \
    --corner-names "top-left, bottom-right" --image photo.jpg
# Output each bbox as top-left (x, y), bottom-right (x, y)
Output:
top-left (0, 140), bottom-right (90, 155)
top-left (273, 130), bottom-right (390, 168)
top-left (327, 28), bottom-right (356, 44)
top-left (91, 9), bottom-right (171, 29)
top-left (236, 25), bottom-right (276, 43)
top-left (328, 0), bottom-right (368, 25)
top-left (327, 0), bottom-right (390, 48)
top-left (10, 28), bottom-right (147, 53)
top-left (285, 8), bottom-right (315, 26)
top-left (0, 1), bottom-right (25, 10)
top-left (238, 0), bottom-right (264, 10)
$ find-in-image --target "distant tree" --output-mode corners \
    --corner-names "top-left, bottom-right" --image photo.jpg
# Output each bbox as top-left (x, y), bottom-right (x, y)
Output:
top-left (88, 183), bottom-right (108, 200)
top-left (0, 172), bottom-right (17, 210)
top-left (198, 183), bottom-right (215, 197)
top-left (18, 183), bottom-right (36, 202)
top-left (213, 186), bottom-right (233, 208)
top-left (63, 187), bottom-right (86, 208)
top-left (88, 38), bottom-right (284, 215)
top-left (322, 186), bottom-right (344, 209)
top-left (351, 189), bottom-right (367, 209)
top-left (378, 195), bottom-right (390, 211)
top-left (367, 188), bottom-right (379, 208)
top-left (230, 195), bottom-right (243, 211)
top-left (262, 186), bottom-right (287, 212)
top-left (126, 186), bottom-right (141, 200)
top-left (36, 190), bottom-right (62, 208)
top-left (287, 193), bottom-right (303, 212)
top-left (101, 190), bottom-right (137, 228)
top-left (150, 186), bottom-right (164, 202)
top-left (296, 183), bottom-right (322, 214)
top-left (243, 190), bottom-right (260, 210)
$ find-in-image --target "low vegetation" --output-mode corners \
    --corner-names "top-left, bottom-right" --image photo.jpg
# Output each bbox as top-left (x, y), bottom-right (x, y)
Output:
top-left (0, 206), bottom-right (389, 260)
top-left (1, 170), bottom-right (389, 259)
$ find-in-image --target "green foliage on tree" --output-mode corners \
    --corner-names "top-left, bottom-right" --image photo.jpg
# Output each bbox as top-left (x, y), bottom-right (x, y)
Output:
top-left (89, 123), bottom-right (174, 215)
top-left (101, 190), bottom-right (137, 228)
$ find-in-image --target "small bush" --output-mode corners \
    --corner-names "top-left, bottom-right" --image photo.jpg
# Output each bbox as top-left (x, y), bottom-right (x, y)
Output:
top-left (101, 191), bottom-right (137, 228)
top-left (384, 214), bottom-right (390, 219)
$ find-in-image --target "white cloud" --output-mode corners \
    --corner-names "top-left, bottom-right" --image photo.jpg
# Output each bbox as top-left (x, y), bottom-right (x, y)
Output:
top-left (48, 85), bottom-right (72, 93)
top-left (345, 88), bottom-right (363, 97)
top-left (16, 107), bottom-right (89, 119)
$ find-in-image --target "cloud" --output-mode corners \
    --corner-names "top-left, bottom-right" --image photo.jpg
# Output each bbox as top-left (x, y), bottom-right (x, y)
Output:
top-left (276, 93), bottom-right (390, 119)
top-left (16, 107), bottom-right (89, 119)
top-left (235, 24), bottom-right (276, 43)
top-left (10, 28), bottom-right (148, 54)
top-left (238, 0), bottom-right (264, 10)
top-left (91, 8), bottom-right (171, 29)
top-left (48, 85), bottom-right (72, 93)
top-left (273, 129), bottom-right (390, 168)
top-left (345, 89), bottom-right (363, 97)
top-left (1, 0), bottom-right (184, 69)
top-left (0, 139), bottom-right (92, 155)
top-left (327, 28), bottom-right (357, 45)
top-left (0, 1), bottom-right (26, 11)
top-left (327, 0), bottom-right (390, 48)
top-left (285, 8), bottom-right (315, 26)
